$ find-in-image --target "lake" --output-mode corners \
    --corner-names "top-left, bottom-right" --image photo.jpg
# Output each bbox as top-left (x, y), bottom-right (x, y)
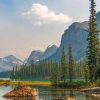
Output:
top-left (0, 86), bottom-right (100, 100)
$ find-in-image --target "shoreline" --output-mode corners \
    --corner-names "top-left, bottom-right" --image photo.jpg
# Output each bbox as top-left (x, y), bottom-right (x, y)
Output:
top-left (0, 80), bottom-right (100, 97)
top-left (0, 80), bottom-right (51, 87)
top-left (0, 80), bottom-right (100, 89)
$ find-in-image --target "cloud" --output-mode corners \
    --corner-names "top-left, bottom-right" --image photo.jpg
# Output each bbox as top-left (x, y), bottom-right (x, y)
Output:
top-left (22, 3), bottom-right (72, 26)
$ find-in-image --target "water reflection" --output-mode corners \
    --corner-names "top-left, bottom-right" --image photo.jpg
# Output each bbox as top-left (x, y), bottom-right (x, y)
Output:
top-left (65, 90), bottom-right (76, 100)
top-left (0, 86), bottom-right (100, 100)
top-left (85, 94), bottom-right (100, 100)
top-left (50, 88), bottom-right (76, 100)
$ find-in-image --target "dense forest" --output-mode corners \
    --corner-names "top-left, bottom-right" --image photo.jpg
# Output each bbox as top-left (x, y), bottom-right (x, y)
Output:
top-left (10, 46), bottom-right (100, 85)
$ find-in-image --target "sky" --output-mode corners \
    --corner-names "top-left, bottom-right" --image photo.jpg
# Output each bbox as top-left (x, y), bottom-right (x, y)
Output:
top-left (0, 0), bottom-right (100, 60)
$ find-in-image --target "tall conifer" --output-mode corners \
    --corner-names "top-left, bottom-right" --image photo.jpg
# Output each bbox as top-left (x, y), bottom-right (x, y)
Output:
top-left (61, 46), bottom-right (67, 84)
top-left (86, 0), bottom-right (100, 82)
top-left (68, 46), bottom-right (74, 82)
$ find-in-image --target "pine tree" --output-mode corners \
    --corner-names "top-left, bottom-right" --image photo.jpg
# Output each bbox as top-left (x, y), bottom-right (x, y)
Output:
top-left (61, 46), bottom-right (67, 84)
top-left (83, 63), bottom-right (89, 82)
top-left (50, 62), bottom-right (61, 86)
top-left (10, 66), bottom-right (15, 80)
top-left (86, 0), bottom-right (100, 82)
top-left (15, 65), bottom-right (18, 80)
top-left (68, 46), bottom-right (74, 83)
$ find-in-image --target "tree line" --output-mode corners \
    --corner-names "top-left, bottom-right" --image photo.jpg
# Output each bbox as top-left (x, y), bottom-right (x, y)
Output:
top-left (10, 46), bottom-right (92, 85)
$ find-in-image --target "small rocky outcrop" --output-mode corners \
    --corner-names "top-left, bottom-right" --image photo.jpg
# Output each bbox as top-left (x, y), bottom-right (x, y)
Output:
top-left (3, 86), bottom-right (38, 97)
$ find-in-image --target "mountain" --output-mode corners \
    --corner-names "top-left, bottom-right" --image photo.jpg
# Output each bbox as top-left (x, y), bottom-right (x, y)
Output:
top-left (47, 12), bottom-right (100, 62)
top-left (0, 55), bottom-right (23, 72)
top-left (26, 51), bottom-right (43, 65)
top-left (26, 45), bottom-right (58, 65)
top-left (42, 45), bottom-right (58, 60)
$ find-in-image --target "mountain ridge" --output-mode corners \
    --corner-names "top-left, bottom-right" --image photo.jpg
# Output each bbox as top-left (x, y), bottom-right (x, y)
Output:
top-left (26, 45), bottom-right (58, 65)
top-left (47, 12), bottom-right (100, 62)
top-left (0, 55), bottom-right (23, 72)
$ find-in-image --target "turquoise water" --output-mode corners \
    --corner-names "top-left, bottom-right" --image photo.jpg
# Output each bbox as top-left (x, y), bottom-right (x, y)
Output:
top-left (0, 86), bottom-right (100, 100)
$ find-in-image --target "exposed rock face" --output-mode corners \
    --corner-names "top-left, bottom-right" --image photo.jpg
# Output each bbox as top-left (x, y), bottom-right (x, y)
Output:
top-left (3, 86), bottom-right (38, 97)
top-left (26, 45), bottom-right (58, 65)
top-left (26, 51), bottom-right (43, 65)
top-left (47, 21), bottom-right (89, 61)
top-left (47, 12), bottom-right (100, 62)
top-left (42, 45), bottom-right (58, 60)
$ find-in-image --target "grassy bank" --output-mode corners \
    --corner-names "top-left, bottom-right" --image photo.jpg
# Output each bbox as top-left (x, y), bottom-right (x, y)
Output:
top-left (0, 80), bottom-right (51, 87)
top-left (58, 81), bottom-right (100, 89)
top-left (0, 80), bottom-right (100, 89)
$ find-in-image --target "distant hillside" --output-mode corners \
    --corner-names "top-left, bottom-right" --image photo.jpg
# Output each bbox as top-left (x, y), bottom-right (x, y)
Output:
top-left (26, 50), bottom-right (43, 65)
top-left (42, 45), bottom-right (58, 60)
top-left (25, 45), bottom-right (58, 65)
top-left (0, 71), bottom-right (11, 78)
top-left (0, 55), bottom-right (23, 72)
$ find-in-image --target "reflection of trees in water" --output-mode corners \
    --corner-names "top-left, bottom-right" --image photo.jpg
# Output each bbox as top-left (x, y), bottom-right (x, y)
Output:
top-left (85, 94), bottom-right (100, 100)
top-left (50, 88), bottom-right (62, 99)
top-left (65, 96), bottom-right (76, 100)
top-left (65, 90), bottom-right (76, 100)
top-left (50, 89), bottom-right (76, 100)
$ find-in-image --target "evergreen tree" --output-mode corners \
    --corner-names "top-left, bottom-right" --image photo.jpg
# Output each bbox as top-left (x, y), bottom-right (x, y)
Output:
top-left (83, 63), bottom-right (89, 82)
top-left (97, 52), bottom-right (100, 80)
top-left (50, 62), bottom-right (61, 86)
top-left (61, 46), bottom-right (67, 84)
top-left (86, 0), bottom-right (100, 82)
top-left (10, 66), bottom-right (15, 80)
top-left (68, 46), bottom-right (74, 82)
top-left (15, 65), bottom-right (18, 80)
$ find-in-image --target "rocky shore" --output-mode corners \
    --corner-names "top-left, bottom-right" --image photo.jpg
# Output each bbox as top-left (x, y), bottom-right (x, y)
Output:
top-left (3, 86), bottom-right (38, 98)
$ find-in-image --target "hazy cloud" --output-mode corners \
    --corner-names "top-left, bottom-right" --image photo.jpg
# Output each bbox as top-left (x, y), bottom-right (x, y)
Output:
top-left (22, 3), bottom-right (72, 26)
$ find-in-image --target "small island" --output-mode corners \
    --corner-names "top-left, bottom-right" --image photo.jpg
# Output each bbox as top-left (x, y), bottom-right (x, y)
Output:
top-left (3, 86), bottom-right (38, 98)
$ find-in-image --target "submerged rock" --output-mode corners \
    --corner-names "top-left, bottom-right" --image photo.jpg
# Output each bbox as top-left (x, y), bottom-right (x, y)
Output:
top-left (3, 86), bottom-right (38, 98)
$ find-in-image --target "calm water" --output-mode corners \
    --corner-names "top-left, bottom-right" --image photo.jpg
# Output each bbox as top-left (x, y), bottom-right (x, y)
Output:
top-left (0, 86), bottom-right (100, 100)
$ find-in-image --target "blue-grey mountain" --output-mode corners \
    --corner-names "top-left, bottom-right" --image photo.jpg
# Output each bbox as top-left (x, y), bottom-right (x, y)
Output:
top-left (47, 12), bottom-right (100, 61)
top-left (42, 45), bottom-right (58, 60)
top-left (26, 50), bottom-right (43, 65)
top-left (0, 55), bottom-right (23, 72)
top-left (26, 45), bottom-right (58, 65)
